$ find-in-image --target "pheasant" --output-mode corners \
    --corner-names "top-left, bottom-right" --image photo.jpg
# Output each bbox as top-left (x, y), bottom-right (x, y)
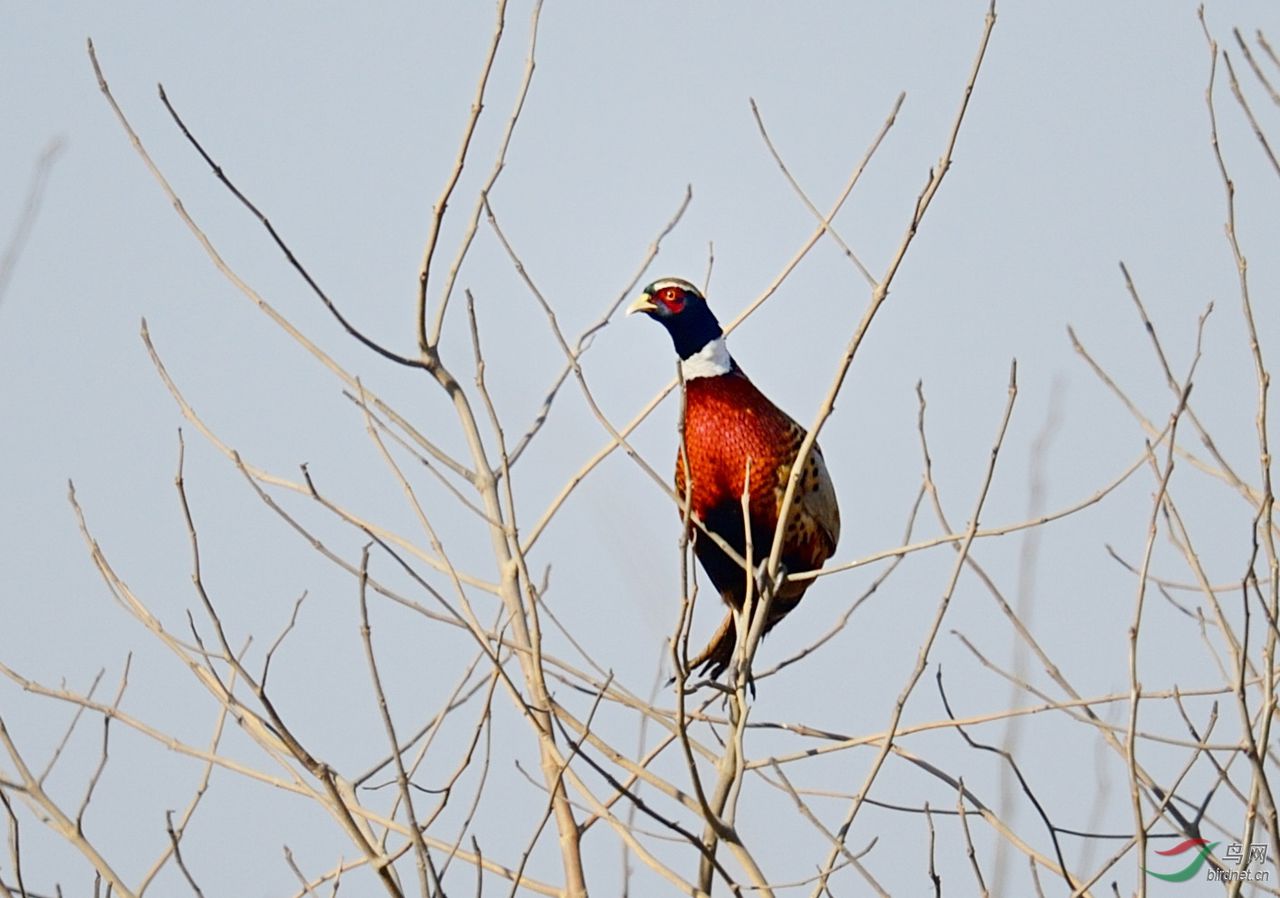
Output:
top-left (629, 277), bottom-right (840, 679)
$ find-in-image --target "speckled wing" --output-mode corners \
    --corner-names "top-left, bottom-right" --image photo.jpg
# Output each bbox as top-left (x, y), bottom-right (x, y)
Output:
top-left (774, 422), bottom-right (840, 575)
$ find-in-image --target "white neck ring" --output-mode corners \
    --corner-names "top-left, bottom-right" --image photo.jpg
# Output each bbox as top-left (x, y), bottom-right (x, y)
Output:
top-left (680, 337), bottom-right (732, 380)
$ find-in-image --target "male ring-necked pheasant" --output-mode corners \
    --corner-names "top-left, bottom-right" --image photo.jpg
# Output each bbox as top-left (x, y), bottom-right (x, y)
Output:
top-left (629, 278), bottom-right (840, 679)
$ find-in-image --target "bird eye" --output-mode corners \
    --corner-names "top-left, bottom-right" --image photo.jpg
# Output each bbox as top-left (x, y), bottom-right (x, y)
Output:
top-left (659, 287), bottom-right (685, 312)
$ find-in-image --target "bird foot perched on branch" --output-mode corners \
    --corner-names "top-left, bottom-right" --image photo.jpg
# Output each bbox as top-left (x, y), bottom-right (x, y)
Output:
top-left (752, 560), bottom-right (786, 607)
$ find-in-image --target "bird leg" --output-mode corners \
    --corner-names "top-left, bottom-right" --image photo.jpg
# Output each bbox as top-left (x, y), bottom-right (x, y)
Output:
top-left (752, 560), bottom-right (788, 608)
top-left (723, 601), bottom-right (758, 699)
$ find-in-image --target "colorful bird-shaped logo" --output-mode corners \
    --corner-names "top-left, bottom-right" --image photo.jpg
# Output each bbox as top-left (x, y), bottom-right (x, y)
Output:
top-left (1145, 839), bottom-right (1220, 882)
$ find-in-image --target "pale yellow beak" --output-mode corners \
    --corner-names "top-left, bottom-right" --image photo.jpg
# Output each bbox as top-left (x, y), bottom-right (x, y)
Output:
top-left (627, 292), bottom-right (658, 316)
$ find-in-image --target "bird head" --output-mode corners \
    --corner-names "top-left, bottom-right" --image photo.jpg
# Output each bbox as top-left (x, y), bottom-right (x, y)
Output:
top-left (627, 277), bottom-right (724, 361)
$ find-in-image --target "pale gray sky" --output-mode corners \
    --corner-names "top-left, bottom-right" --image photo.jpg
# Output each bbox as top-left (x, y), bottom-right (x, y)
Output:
top-left (3, 3), bottom-right (1279, 895)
